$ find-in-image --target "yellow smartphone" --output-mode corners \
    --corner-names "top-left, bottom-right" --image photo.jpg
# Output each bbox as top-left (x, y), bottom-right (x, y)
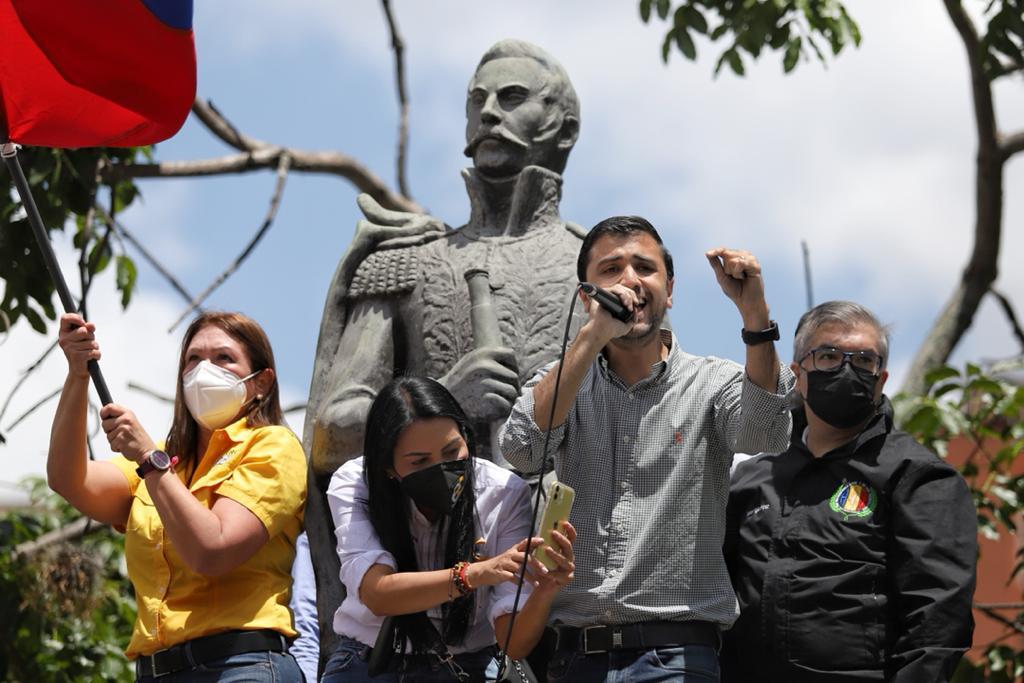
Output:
top-left (532, 481), bottom-right (575, 571)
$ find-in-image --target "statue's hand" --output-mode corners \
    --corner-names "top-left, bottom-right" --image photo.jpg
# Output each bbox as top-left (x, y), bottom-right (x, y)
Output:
top-left (355, 193), bottom-right (446, 251)
top-left (439, 347), bottom-right (521, 422)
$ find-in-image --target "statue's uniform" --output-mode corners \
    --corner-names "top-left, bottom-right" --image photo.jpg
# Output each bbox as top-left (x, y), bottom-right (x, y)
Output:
top-left (309, 165), bottom-right (585, 469)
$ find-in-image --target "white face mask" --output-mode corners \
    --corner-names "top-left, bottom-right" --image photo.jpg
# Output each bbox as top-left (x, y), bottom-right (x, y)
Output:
top-left (182, 360), bottom-right (260, 430)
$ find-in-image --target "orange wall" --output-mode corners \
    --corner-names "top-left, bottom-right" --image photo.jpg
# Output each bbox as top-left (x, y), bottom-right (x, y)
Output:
top-left (945, 435), bottom-right (1024, 659)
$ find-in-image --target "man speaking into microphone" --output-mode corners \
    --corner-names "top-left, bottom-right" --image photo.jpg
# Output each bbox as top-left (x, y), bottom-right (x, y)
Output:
top-left (501, 215), bottom-right (794, 682)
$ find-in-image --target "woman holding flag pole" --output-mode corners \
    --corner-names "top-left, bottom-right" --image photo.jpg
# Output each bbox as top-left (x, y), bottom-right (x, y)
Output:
top-left (47, 311), bottom-right (307, 682)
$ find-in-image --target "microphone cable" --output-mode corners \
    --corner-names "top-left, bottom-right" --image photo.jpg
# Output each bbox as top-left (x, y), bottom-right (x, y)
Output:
top-left (497, 283), bottom-right (584, 673)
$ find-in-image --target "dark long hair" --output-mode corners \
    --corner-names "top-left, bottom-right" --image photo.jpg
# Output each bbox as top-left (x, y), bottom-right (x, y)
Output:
top-left (164, 312), bottom-right (283, 478)
top-left (363, 376), bottom-right (478, 648)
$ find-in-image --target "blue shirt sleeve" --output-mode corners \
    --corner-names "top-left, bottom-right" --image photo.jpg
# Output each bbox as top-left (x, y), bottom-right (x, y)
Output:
top-left (289, 531), bottom-right (320, 682)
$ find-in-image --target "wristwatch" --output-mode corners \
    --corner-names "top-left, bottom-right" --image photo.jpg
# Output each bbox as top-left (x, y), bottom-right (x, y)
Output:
top-left (136, 449), bottom-right (173, 478)
top-left (741, 320), bottom-right (780, 345)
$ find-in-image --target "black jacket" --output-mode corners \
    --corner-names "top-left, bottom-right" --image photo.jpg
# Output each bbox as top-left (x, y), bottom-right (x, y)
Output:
top-left (722, 400), bottom-right (977, 683)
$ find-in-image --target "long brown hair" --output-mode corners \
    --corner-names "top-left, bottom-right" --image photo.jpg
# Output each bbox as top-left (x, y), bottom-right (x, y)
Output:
top-left (164, 311), bottom-right (284, 475)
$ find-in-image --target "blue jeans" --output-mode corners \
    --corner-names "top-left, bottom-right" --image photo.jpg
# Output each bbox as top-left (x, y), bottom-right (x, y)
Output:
top-left (322, 636), bottom-right (496, 682)
top-left (135, 650), bottom-right (304, 682)
top-left (546, 645), bottom-right (720, 683)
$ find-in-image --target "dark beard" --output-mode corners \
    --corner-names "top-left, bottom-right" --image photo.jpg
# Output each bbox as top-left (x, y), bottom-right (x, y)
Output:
top-left (610, 307), bottom-right (665, 349)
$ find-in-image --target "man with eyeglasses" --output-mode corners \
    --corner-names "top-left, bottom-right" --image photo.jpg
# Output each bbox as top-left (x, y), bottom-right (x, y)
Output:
top-left (721, 300), bottom-right (977, 683)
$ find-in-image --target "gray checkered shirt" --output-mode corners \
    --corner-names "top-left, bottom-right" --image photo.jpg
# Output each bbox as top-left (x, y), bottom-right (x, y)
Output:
top-left (499, 330), bottom-right (794, 628)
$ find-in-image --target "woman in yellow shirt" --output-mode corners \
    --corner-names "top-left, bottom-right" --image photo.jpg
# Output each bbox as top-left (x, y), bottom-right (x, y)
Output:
top-left (48, 311), bottom-right (306, 682)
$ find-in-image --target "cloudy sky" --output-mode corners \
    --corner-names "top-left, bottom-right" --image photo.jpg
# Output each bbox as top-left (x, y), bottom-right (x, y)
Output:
top-left (2, 0), bottom-right (1022, 494)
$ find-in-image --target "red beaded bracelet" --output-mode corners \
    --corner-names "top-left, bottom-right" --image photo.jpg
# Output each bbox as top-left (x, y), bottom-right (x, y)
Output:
top-left (452, 561), bottom-right (474, 596)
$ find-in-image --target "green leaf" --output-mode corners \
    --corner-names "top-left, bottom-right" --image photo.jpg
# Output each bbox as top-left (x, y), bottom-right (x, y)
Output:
top-left (839, 7), bottom-right (862, 46)
top-left (640, 0), bottom-right (653, 23)
top-left (783, 36), bottom-right (801, 73)
top-left (925, 365), bottom-right (961, 389)
top-left (902, 405), bottom-right (941, 439)
top-left (21, 305), bottom-right (46, 333)
top-left (966, 377), bottom-right (1005, 399)
top-left (726, 47), bottom-right (745, 75)
top-left (115, 256), bottom-right (137, 308)
top-left (932, 382), bottom-right (961, 399)
top-left (662, 29), bottom-right (675, 63)
top-left (769, 22), bottom-right (791, 49)
top-left (656, 0), bottom-right (671, 20)
top-left (112, 181), bottom-right (140, 215)
top-left (675, 27), bottom-right (698, 59)
top-left (682, 5), bottom-right (708, 34)
top-left (88, 238), bottom-right (112, 275)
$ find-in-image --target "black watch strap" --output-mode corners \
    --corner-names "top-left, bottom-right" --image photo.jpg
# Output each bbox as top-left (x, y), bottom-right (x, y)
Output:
top-left (136, 449), bottom-right (172, 478)
top-left (741, 320), bottom-right (780, 345)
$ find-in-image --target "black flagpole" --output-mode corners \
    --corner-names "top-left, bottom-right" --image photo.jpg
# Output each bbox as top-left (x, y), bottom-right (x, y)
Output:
top-left (1, 139), bottom-right (113, 406)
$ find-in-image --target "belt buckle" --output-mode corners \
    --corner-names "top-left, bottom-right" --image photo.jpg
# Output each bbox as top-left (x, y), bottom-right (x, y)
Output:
top-left (149, 652), bottom-right (172, 679)
top-left (582, 625), bottom-right (604, 655)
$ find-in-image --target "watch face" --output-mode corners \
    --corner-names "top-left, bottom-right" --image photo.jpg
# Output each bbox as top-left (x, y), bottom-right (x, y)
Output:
top-left (149, 450), bottom-right (172, 469)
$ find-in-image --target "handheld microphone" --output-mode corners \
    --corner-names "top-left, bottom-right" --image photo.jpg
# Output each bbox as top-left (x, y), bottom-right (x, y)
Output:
top-left (579, 282), bottom-right (634, 323)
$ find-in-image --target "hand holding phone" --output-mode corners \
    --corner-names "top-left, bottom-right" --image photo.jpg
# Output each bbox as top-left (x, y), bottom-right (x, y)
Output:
top-left (533, 481), bottom-right (575, 570)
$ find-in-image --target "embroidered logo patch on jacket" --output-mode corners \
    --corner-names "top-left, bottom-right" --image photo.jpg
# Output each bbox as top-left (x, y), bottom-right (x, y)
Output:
top-left (829, 480), bottom-right (877, 520)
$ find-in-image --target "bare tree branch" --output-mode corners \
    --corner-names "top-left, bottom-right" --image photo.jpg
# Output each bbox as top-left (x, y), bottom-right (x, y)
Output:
top-left (0, 341), bottom-right (58, 426)
top-left (107, 147), bottom-right (422, 214)
top-left (105, 97), bottom-right (423, 214)
top-left (381, 0), bottom-right (413, 200)
top-left (191, 99), bottom-right (264, 152)
top-left (168, 153), bottom-right (293, 332)
top-left (974, 602), bottom-right (1024, 636)
top-left (975, 602), bottom-right (1024, 610)
top-left (78, 205), bottom-right (97, 320)
top-left (111, 148), bottom-right (279, 176)
top-left (989, 288), bottom-right (1024, 352)
top-left (5, 386), bottom-right (61, 433)
top-left (903, 1), bottom-right (1005, 395)
top-left (93, 204), bottom-right (199, 308)
top-left (1001, 129), bottom-right (1024, 160)
top-left (12, 516), bottom-right (105, 559)
top-left (127, 381), bottom-right (174, 404)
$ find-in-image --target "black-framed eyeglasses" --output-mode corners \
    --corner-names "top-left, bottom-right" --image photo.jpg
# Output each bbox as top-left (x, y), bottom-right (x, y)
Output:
top-left (799, 347), bottom-right (884, 376)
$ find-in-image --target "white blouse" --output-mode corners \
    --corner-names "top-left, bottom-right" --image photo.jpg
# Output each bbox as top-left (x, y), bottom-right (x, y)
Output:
top-left (327, 457), bottom-right (534, 653)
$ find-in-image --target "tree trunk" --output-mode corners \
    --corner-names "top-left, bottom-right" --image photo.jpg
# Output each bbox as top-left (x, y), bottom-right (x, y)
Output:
top-left (901, 1), bottom-right (1005, 395)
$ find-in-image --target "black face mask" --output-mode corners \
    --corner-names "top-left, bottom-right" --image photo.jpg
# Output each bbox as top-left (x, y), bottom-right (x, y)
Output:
top-left (399, 459), bottom-right (467, 516)
top-left (805, 363), bottom-right (880, 429)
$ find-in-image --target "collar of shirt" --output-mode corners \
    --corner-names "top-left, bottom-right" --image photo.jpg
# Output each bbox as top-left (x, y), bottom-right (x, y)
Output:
top-left (221, 416), bottom-right (254, 444)
top-left (596, 328), bottom-right (676, 390)
top-left (795, 411), bottom-right (890, 461)
top-left (188, 417), bottom-right (256, 485)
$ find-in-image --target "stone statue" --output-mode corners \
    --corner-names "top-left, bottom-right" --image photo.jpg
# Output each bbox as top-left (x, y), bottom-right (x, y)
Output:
top-left (303, 39), bottom-right (586, 661)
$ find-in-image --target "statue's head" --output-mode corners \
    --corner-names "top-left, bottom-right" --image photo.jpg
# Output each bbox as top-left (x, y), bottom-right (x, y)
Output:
top-left (464, 39), bottom-right (580, 179)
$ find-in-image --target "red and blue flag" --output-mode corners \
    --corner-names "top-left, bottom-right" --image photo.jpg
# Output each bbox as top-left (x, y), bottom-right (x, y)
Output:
top-left (0, 0), bottom-right (196, 148)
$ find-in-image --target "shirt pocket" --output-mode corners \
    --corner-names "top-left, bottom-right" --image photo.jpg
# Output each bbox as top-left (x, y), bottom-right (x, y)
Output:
top-left (786, 562), bottom-right (886, 672)
top-left (189, 457), bottom-right (237, 495)
top-left (124, 484), bottom-right (161, 559)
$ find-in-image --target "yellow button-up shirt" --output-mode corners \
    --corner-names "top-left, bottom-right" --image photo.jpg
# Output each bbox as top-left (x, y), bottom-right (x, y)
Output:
top-left (111, 418), bottom-right (307, 658)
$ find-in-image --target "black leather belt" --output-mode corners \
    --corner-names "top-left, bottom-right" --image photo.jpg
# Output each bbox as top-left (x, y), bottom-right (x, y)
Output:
top-left (135, 629), bottom-right (286, 678)
top-left (551, 620), bottom-right (719, 654)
